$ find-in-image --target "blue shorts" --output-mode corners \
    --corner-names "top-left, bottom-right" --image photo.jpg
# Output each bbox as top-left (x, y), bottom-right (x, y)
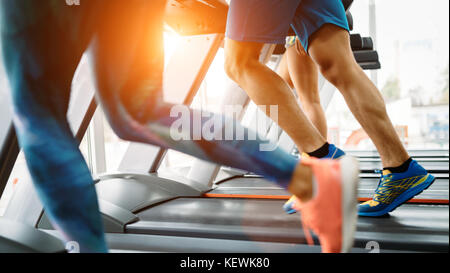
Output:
top-left (226, 0), bottom-right (349, 51)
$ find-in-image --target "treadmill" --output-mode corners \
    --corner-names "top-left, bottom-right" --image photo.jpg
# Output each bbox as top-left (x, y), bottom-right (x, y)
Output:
top-left (39, 0), bottom-right (448, 253)
top-left (100, 147), bottom-right (447, 253)
top-left (2, 0), bottom-right (449, 253)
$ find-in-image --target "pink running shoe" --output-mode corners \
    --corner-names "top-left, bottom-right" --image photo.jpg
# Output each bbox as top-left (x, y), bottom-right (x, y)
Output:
top-left (292, 156), bottom-right (359, 253)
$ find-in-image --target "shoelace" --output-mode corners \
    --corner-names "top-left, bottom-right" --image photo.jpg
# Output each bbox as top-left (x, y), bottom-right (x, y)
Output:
top-left (372, 169), bottom-right (393, 202)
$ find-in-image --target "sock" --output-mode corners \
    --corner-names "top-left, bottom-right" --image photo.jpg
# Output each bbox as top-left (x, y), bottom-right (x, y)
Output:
top-left (383, 158), bottom-right (413, 174)
top-left (307, 142), bottom-right (330, 158)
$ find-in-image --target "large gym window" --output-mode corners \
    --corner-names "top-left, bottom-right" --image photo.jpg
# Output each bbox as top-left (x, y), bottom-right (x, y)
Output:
top-left (0, 55), bottom-right (11, 149)
top-left (0, 46), bottom-right (14, 215)
top-left (159, 47), bottom-right (229, 176)
top-left (327, 0), bottom-right (449, 150)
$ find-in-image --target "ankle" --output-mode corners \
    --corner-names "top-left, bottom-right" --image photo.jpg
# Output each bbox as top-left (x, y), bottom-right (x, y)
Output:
top-left (288, 163), bottom-right (314, 202)
top-left (307, 142), bottom-right (330, 158)
top-left (298, 140), bottom-right (327, 156)
top-left (383, 157), bottom-right (412, 173)
top-left (382, 154), bottom-right (411, 170)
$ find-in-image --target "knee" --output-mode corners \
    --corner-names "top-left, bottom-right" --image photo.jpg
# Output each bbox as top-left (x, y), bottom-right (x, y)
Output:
top-left (12, 106), bottom-right (62, 144)
top-left (316, 58), bottom-right (341, 87)
top-left (106, 112), bottom-right (137, 142)
top-left (224, 53), bottom-right (247, 83)
top-left (299, 95), bottom-right (321, 110)
top-left (297, 85), bottom-right (321, 105)
top-left (315, 55), bottom-right (359, 89)
top-left (103, 101), bottom-right (163, 143)
top-left (224, 42), bottom-right (260, 83)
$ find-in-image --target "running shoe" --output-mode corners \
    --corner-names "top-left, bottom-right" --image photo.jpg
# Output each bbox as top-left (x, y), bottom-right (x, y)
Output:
top-left (283, 144), bottom-right (346, 214)
top-left (293, 156), bottom-right (359, 253)
top-left (358, 160), bottom-right (435, 217)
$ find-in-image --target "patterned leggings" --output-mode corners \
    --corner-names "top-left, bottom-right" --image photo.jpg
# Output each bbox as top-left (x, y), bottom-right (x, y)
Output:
top-left (0, 0), bottom-right (298, 252)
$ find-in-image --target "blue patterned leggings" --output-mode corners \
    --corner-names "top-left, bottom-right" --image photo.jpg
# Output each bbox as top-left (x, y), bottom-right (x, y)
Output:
top-left (0, 0), bottom-right (298, 252)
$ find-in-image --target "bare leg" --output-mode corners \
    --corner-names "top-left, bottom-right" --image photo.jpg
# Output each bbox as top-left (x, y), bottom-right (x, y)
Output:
top-left (308, 25), bottom-right (409, 167)
top-left (277, 53), bottom-right (294, 89)
top-left (286, 40), bottom-right (328, 138)
top-left (224, 39), bottom-right (326, 153)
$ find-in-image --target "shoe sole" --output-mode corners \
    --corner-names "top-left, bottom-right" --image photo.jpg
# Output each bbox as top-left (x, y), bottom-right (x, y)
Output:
top-left (340, 156), bottom-right (360, 253)
top-left (283, 152), bottom-right (346, 215)
top-left (358, 174), bottom-right (436, 217)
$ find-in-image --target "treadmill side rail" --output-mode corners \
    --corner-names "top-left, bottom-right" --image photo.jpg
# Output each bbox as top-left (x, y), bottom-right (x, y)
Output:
top-left (95, 172), bottom-right (206, 214)
top-left (98, 200), bottom-right (140, 233)
top-left (39, 172), bottom-right (207, 234)
top-left (38, 199), bottom-right (139, 234)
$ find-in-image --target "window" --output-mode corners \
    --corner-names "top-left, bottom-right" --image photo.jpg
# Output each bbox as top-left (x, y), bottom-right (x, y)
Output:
top-left (103, 112), bottom-right (130, 172)
top-left (159, 49), bottom-right (229, 175)
top-left (327, 0), bottom-right (449, 150)
top-left (0, 47), bottom-right (14, 215)
top-left (0, 51), bottom-right (12, 147)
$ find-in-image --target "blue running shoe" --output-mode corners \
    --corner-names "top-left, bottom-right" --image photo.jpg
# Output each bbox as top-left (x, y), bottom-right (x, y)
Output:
top-left (324, 144), bottom-right (346, 159)
top-left (358, 160), bottom-right (435, 217)
top-left (283, 144), bottom-right (346, 214)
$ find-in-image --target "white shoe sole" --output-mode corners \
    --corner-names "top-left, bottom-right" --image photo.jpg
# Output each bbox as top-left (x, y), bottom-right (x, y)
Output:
top-left (340, 156), bottom-right (360, 253)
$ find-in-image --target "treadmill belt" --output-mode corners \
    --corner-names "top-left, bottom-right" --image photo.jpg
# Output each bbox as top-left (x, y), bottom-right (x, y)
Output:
top-left (127, 198), bottom-right (449, 252)
top-left (43, 229), bottom-right (330, 253)
top-left (210, 175), bottom-right (449, 201)
top-left (46, 230), bottom-right (417, 253)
